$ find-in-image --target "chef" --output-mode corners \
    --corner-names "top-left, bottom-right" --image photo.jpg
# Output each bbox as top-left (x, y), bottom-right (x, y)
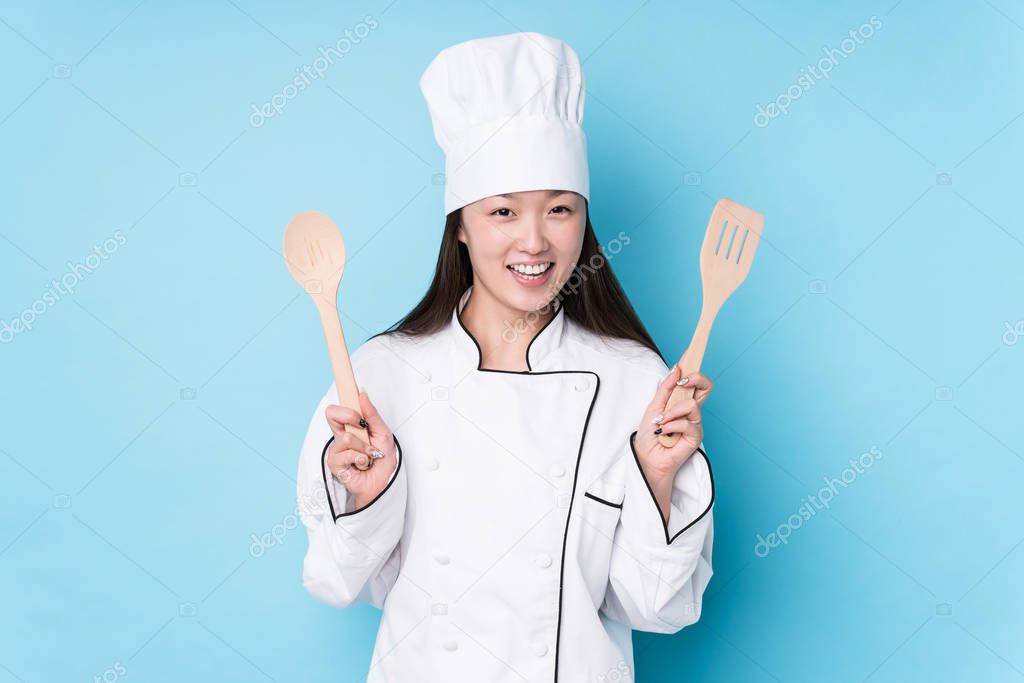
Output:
top-left (297, 32), bottom-right (715, 682)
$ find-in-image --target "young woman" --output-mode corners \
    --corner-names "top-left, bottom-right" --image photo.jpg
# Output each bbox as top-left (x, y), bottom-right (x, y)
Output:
top-left (297, 32), bottom-right (715, 682)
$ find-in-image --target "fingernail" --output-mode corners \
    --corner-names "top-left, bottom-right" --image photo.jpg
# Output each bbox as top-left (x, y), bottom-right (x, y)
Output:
top-left (676, 376), bottom-right (690, 386)
top-left (651, 414), bottom-right (663, 424)
top-left (654, 427), bottom-right (663, 435)
top-left (359, 418), bottom-right (368, 429)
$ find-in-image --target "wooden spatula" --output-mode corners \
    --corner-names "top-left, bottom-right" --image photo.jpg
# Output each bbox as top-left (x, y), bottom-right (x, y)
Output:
top-left (283, 211), bottom-right (370, 451)
top-left (659, 198), bottom-right (764, 449)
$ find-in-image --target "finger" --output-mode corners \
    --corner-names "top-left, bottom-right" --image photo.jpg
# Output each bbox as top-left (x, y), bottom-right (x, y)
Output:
top-left (349, 429), bottom-right (386, 463)
top-left (328, 448), bottom-right (366, 476)
top-left (657, 397), bottom-right (700, 426)
top-left (359, 390), bottom-right (391, 442)
top-left (331, 447), bottom-right (373, 473)
top-left (325, 404), bottom-right (366, 438)
top-left (656, 418), bottom-right (702, 442)
top-left (645, 364), bottom-right (683, 423)
top-left (679, 372), bottom-right (714, 405)
top-left (331, 430), bottom-right (372, 459)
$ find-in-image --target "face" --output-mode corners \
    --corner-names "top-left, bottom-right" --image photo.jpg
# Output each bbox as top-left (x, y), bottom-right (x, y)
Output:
top-left (458, 189), bottom-right (586, 315)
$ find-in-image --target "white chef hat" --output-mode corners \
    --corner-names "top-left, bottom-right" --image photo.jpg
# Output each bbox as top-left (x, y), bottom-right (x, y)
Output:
top-left (419, 32), bottom-right (589, 216)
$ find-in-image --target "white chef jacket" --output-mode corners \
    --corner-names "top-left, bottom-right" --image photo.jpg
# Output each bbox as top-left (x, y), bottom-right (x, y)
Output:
top-left (297, 285), bottom-right (714, 682)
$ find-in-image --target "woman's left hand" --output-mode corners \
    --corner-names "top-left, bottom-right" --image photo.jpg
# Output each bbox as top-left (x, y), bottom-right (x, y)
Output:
top-left (633, 364), bottom-right (714, 480)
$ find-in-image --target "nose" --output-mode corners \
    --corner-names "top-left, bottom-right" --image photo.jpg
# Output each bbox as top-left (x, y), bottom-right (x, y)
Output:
top-left (517, 215), bottom-right (548, 254)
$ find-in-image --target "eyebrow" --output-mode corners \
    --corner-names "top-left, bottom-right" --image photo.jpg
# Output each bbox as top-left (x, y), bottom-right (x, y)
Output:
top-left (497, 190), bottom-right (571, 200)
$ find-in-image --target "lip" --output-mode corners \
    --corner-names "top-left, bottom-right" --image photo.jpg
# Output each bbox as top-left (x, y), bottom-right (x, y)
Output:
top-left (507, 263), bottom-right (554, 288)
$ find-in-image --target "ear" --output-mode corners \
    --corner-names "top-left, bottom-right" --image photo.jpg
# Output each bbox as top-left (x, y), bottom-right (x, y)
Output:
top-left (457, 222), bottom-right (466, 244)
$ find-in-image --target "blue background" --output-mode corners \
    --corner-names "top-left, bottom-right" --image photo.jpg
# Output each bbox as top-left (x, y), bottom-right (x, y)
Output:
top-left (2, 1), bottom-right (1023, 681)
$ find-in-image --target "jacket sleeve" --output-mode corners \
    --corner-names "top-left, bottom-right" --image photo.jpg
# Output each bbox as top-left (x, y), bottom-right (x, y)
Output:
top-left (599, 430), bottom-right (715, 633)
top-left (296, 382), bottom-right (408, 609)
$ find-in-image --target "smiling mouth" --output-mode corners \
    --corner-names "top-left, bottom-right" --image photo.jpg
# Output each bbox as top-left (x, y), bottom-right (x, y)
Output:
top-left (506, 262), bottom-right (553, 280)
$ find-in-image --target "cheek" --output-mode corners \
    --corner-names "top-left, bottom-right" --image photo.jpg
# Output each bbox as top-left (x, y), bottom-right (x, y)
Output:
top-left (465, 227), bottom-right (511, 266)
top-left (554, 222), bottom-right (585, 263)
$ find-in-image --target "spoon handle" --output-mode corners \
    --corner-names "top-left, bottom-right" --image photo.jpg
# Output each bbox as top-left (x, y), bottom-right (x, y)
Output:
top-left (315, 298), bottom-right (370, 445)
top-left (657, 307), bottom-right (715, 449)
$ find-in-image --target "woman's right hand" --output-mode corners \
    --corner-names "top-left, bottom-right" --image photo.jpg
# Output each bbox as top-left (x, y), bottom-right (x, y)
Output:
top-left (324, 390), bottom-right (397, 510)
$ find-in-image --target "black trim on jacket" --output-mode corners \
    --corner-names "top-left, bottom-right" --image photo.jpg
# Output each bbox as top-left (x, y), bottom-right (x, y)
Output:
top-left (456, 300), bottom-right (598, 683)
top-left (321, 433), bottom-right (403, 521)
top-left (455, 298), bottom-right (563, 373)
top-left (584, 491), bottom-right (624, 509)
top-left (627, 430), bottom-right (714, 545)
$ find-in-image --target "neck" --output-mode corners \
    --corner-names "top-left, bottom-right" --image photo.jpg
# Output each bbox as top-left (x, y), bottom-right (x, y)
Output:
top-left (461, 286), bottom-right (556, 372)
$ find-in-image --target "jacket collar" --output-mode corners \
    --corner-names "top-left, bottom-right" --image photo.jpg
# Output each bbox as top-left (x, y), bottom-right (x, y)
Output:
top-left (451, 284), bottom-right (567, 373)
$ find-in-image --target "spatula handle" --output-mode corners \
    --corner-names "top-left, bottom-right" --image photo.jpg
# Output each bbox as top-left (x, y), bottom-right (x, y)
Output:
top-left (315, 299), bottom-right (370, 447)
top-left (657, 311), bottom-right (714, 449)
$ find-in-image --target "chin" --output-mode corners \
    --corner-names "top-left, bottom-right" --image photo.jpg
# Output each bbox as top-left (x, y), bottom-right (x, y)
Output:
top-left (488, 267), bottom-right (562, 314)
top-left (520, 286), bottom-right (561, 313)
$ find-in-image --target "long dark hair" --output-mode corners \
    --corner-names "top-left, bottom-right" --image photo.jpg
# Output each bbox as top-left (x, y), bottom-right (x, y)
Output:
top-left (372, 204), bottom-right (663, 361)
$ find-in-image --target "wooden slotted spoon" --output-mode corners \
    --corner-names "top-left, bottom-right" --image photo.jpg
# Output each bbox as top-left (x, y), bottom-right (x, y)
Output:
top-left (283, 211), bottom-right (370, 450)
top-left (659, 198), bottom-right (764, 449)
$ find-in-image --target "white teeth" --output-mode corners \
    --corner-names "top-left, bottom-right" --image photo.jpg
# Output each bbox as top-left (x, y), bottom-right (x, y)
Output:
top-left (508, 262), bottom-right (552, 276)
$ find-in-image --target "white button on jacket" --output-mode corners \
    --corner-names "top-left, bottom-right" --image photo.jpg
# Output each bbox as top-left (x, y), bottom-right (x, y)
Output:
top-left (297, 285), bottom-right (715, 682)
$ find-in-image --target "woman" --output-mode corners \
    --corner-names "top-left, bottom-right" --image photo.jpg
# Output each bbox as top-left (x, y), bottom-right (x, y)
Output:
top-left (297, 32), bottom-right (715, 682)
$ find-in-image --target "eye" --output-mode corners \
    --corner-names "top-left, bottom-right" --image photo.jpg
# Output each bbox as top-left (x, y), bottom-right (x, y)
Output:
top-left (550, 205), bottom-right (572, 215)
top-left (490, 207), bottom-right (513, 217)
